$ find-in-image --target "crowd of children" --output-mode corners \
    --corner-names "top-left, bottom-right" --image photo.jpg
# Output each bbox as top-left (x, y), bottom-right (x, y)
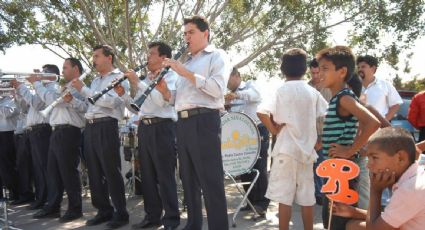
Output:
top-left (258, 45), bottom-right (425, 230)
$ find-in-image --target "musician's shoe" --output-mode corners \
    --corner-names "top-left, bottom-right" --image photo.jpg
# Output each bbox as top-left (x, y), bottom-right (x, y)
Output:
top-left (86, 213), bottom-right (113, 226)
top-left (132, 218), bottom-right (161, 229)
top-left (240, 205), bottom-right (250, 211)
top-left (164, 226), bottom-right (178, 230)
top-left (11, 196), bottom-right (34, 205)
top-left (33, 209), bottom-right (60, 219)
top-left (106, 216), bottom-right (129, 229)
top-left (59, 211), bottom-right (83, 223)
top-left (27, 201), bottom-right (44, 210)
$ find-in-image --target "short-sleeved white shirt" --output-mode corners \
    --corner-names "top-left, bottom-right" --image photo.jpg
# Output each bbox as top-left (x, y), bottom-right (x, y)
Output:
top-left (257, 80), bottom-right (328, 163)
top-left (363, 77), bottom-right (403, 116)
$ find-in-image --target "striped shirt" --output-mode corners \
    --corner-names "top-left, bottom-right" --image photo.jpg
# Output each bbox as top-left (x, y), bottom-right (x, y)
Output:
top-left (322, 88), bottom-right (359, 157)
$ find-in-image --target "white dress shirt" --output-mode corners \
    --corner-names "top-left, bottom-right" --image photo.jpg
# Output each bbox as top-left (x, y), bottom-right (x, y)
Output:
top-left (173, 45), bottom-right (231, 112)
top-left (0, 95), bottom-right (18, 132)
top-left (228, 80), bottom-right (261, 123)
top-left (123, 71), bottom-right (178, 121)
top-left (80, 69), bottom-right (129, 120)
top-left (362, 77), bottom-right (403, 116)
top-left (14, 94), bottom-right (29, 134)
top-left (34, 81), bottom-right (87, 128)
top-left (17, 83), bottom-right (51, 126)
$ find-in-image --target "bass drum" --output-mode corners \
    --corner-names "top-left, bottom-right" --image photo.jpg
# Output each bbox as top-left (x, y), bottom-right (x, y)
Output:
top-left (221, 112), bottom-right (260, 177)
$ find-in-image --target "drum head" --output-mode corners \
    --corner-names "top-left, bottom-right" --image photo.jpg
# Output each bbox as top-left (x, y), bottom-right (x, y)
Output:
top-left (221, 112), bottom-right (260, 176)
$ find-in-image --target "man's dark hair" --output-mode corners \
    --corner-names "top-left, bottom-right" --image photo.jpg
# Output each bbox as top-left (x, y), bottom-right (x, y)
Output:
top-left (356, 55), bottom-right (379, 68)
top-left (316, 46), bottom-right (355, 82)
top-left (368, 127), bottom-right (416, 164)
top-left (65, 57), bottom-right (83, 74)
top-left (347, 73), bottom-right (362, 98)
top-left (148, 41), bottom-right (172, 58)
top-left (230, 67), bottom-right (240, 77)
top-left (42, 64), bottom-right (60, 75)
top-left (309, 58), bottom-right (319, 68)
top-left (280, 48), bottom-right (307, 78)
top-left (93, 45), bottom-right (115, 64)
top-left (184, 15), bottom-right (210, 41)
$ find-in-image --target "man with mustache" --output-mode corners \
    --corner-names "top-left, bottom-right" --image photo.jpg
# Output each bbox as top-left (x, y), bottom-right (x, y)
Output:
top-left (356, 55), bottom-right (402, 122)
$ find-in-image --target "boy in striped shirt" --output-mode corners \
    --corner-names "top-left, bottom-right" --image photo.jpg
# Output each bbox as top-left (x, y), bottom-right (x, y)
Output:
top-left (317, 46), bottom-right (380, 230)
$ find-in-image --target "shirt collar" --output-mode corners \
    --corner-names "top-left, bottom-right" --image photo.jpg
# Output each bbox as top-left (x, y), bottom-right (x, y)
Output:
top-left (237, 81), bottom-right (247, 90)
top-left (188, 44), bottom-right (215, 58)
top-left (392, 162), bottom-right (419, 191)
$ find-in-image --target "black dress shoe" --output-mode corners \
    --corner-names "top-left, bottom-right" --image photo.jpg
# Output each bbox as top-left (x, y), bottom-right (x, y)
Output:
top-left (86, 213), bottom-right (113, 226)
top-left (240, 205), bottom-right (250, 211)
top-left (132, 218), bottom-right (161, 229)
top-left (106, 218), bottom-right (129, 229)
top-left (11, 197), bottom-right (34, 205)
top-left (33, 209), bottom-right (60, 219)
top-left (59, 211), bottom-right (83, 223)
top-left (27, 201), bottom-right (44, 210)
top-left (164, 226), bottom-right (178, 230)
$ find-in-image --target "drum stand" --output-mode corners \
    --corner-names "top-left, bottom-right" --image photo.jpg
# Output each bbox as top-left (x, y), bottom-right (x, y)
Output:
top-left (125, 148), bottom-right (142, 199)
top-left (0, 187), bottom-right (21, 230)
top-left (225, 169), bottom-right (260, 228)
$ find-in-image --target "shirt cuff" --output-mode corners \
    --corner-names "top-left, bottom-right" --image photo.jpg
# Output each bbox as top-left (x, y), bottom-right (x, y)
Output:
top-left (81, 86), bottom-right (90, 97)
top-left (194, 73), bottom-right (206, 89)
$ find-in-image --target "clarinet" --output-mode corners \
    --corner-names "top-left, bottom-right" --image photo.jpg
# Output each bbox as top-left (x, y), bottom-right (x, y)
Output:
top-left (87, 62), bottom-right (148, 105)
top-left (130, 44), bottom-right (188, 111)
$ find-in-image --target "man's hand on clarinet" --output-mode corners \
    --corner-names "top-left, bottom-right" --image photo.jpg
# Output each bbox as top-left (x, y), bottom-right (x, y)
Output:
top-left (71, 79), bottom-right (84, 92)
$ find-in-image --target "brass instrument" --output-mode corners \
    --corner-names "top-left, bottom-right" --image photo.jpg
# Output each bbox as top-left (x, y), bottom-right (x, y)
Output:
top-left (40, 70), bottom-right (91, 117)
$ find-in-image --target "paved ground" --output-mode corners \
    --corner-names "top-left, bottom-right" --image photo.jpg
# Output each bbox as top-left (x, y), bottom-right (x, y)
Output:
top-left (1, 179), bottom-right (325, 230)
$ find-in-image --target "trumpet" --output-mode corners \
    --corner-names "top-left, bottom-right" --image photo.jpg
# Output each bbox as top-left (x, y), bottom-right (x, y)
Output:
top-left (87, 62), bottom-right (148, 105)
top-left (0, 87), bottom-right (15, 97)
top-left (0, 75), bottom-right (60, 84)
top-left (130, 44), bottom-right (188, 111)
top-left (40, 70), bottom-right (91, 118)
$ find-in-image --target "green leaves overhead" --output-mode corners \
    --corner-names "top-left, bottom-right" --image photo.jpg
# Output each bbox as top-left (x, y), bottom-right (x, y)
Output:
top-left (0, 0), bottom-right (424, 75)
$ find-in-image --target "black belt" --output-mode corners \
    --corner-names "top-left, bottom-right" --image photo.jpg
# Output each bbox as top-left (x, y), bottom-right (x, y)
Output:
top-left (86, 117), bottom-right (117, 124)
top-left (27, 123), bottom-right (50, 131)
top-left (52, 124), bottom-right (77, 131)
top-left (178, 107), bottom-right (218, 119)
top-left (141, 117), bottom-right (172, 125)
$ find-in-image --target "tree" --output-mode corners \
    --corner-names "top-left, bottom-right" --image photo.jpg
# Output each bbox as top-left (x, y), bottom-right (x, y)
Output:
top-left (1, 0), bottom-right (424, 75)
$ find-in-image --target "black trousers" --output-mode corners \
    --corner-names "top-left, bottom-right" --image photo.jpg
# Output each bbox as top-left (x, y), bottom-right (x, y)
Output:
top-left (44, 126), bottom-right (82, 213)
top-left (14, 133), bottom-right (34, 200)
top-left (177, 111), bottom-right (229, 230)
top-left (28, 125), bottom-right (51, 205)
top-left (138, 120), bottom-right (180, 227)
top-left (84, 118), bottom-right (128, 219)
top-left (0, 131), bottom-right (18, 197)
top-left (240, 124), bottom-right (270, 209)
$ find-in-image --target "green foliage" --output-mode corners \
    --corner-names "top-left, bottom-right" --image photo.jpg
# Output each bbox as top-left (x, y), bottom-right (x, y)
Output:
top-left (0, 0), bottom-right (424, 76)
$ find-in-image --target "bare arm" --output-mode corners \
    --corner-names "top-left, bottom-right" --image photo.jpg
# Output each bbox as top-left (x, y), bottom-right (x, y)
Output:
top-left (385, 104), bottom-right (400, 121)
top-left (257, 112), bottom-right (284, 135)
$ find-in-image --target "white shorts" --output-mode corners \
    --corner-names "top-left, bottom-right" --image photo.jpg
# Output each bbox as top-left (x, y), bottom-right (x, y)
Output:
top-left (266, 154), bottom-right (315, 206)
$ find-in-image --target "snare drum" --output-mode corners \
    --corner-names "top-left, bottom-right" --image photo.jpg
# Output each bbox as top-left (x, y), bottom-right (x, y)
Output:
top-left (221, 112), bottom-right (260, 176)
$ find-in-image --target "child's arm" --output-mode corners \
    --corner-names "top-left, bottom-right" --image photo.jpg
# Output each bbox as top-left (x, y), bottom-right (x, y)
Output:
top-left (364, 104), bottom-right (391, 128)
top-left (257, 112), bottom-right (284, 135)
top-left (329, 96), bottom-right (381, 159)
top-left (333, 202), bottom-right (367, 220)
top-left (366, 170), bottom-right (398, 230)
top-left (417, 141), bottom-right (425, 152)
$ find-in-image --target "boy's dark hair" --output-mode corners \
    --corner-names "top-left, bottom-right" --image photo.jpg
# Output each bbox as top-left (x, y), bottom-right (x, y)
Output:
top-left (347, 73), bottom-right (362, 98)
top-left (356, 55), bottom-right (379, 68)
top-left (316, 46), bottom-right (355, 82)
top-left (280, 48), bottom-right (307, 78)
top-left (65, 57), bottom-right (83, 74)
top-left (93, 45), bottom-right (115, 64)
top-left (148, 41), bottom-right (172, 58)
top-left (230, 67), bottom-right (240, 77)
top-left (309, 58), bottom-right (319, 68)
top-left (368, 127), bottom-right (416, 164)
top-left (184, 15), bottom-right (210, 41)
top-left (42, 64), bottom-right (60, 75)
